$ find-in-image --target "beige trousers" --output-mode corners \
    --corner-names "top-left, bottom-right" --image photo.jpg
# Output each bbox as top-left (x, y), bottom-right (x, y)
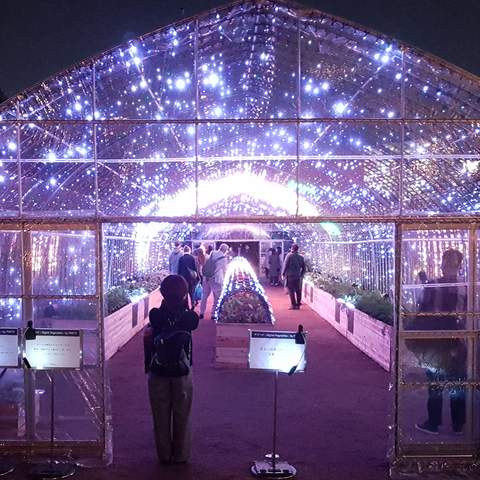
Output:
top-left (148, 371), bottom-right (193, 462)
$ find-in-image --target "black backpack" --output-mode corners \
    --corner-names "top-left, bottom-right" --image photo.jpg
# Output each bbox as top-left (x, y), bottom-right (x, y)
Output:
top-left (150, 325), bottom-right (191, 377)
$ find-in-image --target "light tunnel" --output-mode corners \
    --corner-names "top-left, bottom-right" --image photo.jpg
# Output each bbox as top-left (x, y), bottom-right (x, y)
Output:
top-left (0, 0), bottom-right (480, 474)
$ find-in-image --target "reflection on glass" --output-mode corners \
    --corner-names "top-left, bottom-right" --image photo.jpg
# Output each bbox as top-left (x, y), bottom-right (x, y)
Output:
top-left (30, 230), bottom-right (96, 296)
top-left (33, 299), bottom-right (97, 330)
top-left (0, 299), bottom-right (22, 327)
top-left (0, 368), bottom-right (26, 440)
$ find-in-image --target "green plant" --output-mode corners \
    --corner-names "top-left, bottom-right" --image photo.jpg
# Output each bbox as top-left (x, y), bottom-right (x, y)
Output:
top-left (305, 271), bottom-right (393, 325)
top-left (355, 291), bottom-right (393, 325)
top-left (106, 286), bottom-right (131, 315)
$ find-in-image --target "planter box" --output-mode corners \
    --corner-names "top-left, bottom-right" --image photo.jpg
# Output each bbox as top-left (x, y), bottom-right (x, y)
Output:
top-left (304, 280), bottom-right (392, 371)
top-left (216, 323), bottom-right (274, 368)
top-left (104, 289), bottom-right (162, 360)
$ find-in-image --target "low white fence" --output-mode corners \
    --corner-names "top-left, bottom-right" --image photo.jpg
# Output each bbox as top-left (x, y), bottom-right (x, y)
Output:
top-left (104, 289), bottom-right (162, 360)
top-left (303, 280), bottom-right (392, 371)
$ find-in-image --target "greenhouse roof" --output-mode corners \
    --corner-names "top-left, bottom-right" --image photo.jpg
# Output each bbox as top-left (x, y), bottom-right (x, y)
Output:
top-left (0, 0), bottom-right (479, 221)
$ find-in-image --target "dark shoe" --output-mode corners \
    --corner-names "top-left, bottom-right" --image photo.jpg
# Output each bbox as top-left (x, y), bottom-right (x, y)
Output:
top-left (288, 306), bottom-right (296, 310)
top-left (415, 421), bottom-right (439, 435)
top-left (452, 424), bottom-right (464, 435)
top-left (199, 314), bottom-right (204, 319)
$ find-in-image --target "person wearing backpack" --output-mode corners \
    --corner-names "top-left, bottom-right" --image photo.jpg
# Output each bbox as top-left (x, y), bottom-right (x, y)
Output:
top-left (144, 275), bottom-right (199, 464)
top-left (199, 243), bottom-right (229, 320)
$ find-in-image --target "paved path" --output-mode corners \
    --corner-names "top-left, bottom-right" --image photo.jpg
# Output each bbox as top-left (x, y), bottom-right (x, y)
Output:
top-left (15, 285), bottom-right (391, 479)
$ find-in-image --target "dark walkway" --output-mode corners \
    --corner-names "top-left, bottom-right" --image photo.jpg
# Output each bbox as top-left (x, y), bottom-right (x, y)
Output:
top-left (33, 286), bottom-right (392, 479)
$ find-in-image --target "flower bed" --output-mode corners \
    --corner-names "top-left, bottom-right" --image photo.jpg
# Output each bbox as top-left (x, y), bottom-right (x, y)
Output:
top-left (303, 280), bottom-right (392, 371)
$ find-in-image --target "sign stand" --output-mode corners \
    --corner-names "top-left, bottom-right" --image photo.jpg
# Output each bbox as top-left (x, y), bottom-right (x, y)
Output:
top-left (249, 329), bottom-right (306, 479)
top-left (251, 370), bottom-right (296, 479)
top-left (29, 372), bottom-right (76, 480)
top-left (0, 462), bottom-right (15, 477)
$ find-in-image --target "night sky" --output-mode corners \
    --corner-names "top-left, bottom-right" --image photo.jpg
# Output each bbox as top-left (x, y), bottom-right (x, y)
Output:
top-left (1, 0), bottom-right (480, 99)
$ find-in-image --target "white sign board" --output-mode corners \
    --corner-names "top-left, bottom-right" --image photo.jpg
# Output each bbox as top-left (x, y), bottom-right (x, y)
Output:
top-left (0, 328), bottom-right (19, 367)
top-left (249, 330), bottom-right (306, 373)
top-left (24, 329), bottom-right (82, 369)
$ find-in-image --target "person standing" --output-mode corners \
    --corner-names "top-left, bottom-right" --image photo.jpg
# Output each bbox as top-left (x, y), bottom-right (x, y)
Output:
top-left (281, 244), bottom-right (306, 310)
top-left (199, 243), bottom-right (229, 320)
top-left (177, 246), bottom-right (199, 309)
top-left (144, 275), bottom-right (199, 464)
top-left (268, 249), bottom-right (281, 286)
top-left (168, 242), bottom-right (183, 274)
top-left (408, 249), bottom-right (467, 435)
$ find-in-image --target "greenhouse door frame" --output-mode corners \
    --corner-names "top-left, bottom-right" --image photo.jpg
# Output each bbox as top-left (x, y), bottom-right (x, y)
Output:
top-left (0, 221), bottom-right (107, 461)
top-left (394, 221), bottom-right (479, 465)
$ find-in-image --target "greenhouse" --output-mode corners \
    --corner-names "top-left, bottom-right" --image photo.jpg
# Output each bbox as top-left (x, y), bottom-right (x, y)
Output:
top-left (0, 0), bottom-right (479, 476)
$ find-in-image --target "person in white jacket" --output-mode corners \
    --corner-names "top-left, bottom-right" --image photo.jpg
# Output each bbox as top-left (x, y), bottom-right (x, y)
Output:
top-left (199, 243), bottom-right (229, 319)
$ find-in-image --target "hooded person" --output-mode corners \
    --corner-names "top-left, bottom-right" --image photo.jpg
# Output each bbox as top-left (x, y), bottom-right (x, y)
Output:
top-left (143, 275), bottom-right (199, 464)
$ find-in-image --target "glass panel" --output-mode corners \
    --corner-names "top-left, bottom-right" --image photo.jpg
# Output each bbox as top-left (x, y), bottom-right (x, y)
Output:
top-left (35, 370), bottom-right (101, 442)
top-left (0, 299), bottom-right (22, 328)
top-left (198, 3), bottom-right (297, 119)
top-left (300, 18), bottom-right (402, 119)
top-left (403, 122), bottom-right (480, 215)
top-left (0, 231), bottom-right (21, 295)
top-left (404, 52), bottom-right (480, 120)
top-left (33, 299), bottom-right (97, 330)
top-left (95, 23), bottom-right (195, 120)
top-left (402, 229), bottom-right (470, 329)
top-left (0, 124), bottom-right (19, 216)
top-left (97, 123), bottom-right (195, 217)
top-left (0, 124), bottom-right (17, 161)
top-left (21, 162), bottom-right (95, 216)
top-left (398, 386), bottom-right (477, 446)
top-left (401, 337), bottom-right (470, 382)
top-left (401, 229), bottom-right (469, 329)
top-left (198, 122), bottom-right (297, 216)
top-left (0, 369), bottom-right (25, 441)
top-left (18, 66), bottom-right (93, 120)
top-left (0, 101), bottom-right (17, 121)
top-left (82, 330), bottom-right (99, 367)
top-left (298, 123), bottom-right (400, 216)
top-left (98, 161), bottom-right (195, 217)
top-left (30, 230), bottom-right (96, 296)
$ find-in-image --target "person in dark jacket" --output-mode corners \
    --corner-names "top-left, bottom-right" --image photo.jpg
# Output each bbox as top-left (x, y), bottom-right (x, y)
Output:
top-left (268, 249), bottom-right (281, 286)
top-left (177, 245), bottom-right (199, 308)
top-left (281, 244), bottom-right (306, 310)
top-left (144, 275), bottom-right (199, 464)
top-left (408, 249), bottom-right (467, 435)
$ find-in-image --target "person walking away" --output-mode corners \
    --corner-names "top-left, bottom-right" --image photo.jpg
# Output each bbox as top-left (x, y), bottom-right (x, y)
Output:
top-left (192, 245), bottom-right (206, 282)
top-left (168, 242), bottom-right (182, 274)
top-left (177, 246), bottom-right (199, 308)
top-left (144, 275), bottom-right (199, 464)
top-left (282, 244), bottom-right (306, 310)
top-left (262, 248), bottom-right (272, 283)
top-left (268, 249), bottom-right (281, 286)
top-left (199, 243), bottom-right (229, 320)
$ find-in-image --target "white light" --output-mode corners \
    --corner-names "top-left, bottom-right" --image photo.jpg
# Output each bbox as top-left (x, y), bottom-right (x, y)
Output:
top-left (175, 78), bottom-right (186, 90)
top-left (422, 85), bottom-right (429, 93)
top-left (381, 54), bottom-right (390, 64)
top-left (131, 85), bottom-right (137, 92)
top-left (0, 175), bottom-right (5, 183)
top-left (140, 79), bottom-right (148, 89)
top-left (321, 82), bottom-right (330, 90)
top-left (47, 152), bottom-right (57, 161)
top-left (203, 72), bottom-right (220, 88)
top-left (395, 73), bottom-right (402, 80)
top-left (213, 106), bottom-right (222, 117)
top-left (332, 101), bottom-right (347, 116)
top-left (49, 177), bottom-right (57, 186)
top-left (187, 125), bottom-right (195, 135)
top-left (7, 141), bottom-right (16, 151)
top-left (304, 84), bottom-right (312, 93)
top-left (74, 102), bottom-right (82, 111)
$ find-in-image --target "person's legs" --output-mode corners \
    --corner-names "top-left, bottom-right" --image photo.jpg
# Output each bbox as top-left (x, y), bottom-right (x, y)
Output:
top-left (450, 386), bottom-right (466, 432)
top-left (171, 372), bottom-right (193, 462)
top-left (286, 276), bottom-right (297, 308)
top-left (212, 281), bottom-right (222, 317)
top-left (294, 277), bottom-right (302, 306)
top-left (199, 278), bottom-right (212, 316)
top-left (427, 384), bottom-right (443, 428)
top-left (148, 374), bottom-right (173, 462)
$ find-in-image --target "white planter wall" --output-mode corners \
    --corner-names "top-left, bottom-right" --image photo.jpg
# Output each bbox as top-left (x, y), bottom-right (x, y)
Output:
top-left (104, 289), bottom-right (162, 360)
top-left (303, 280), bottom-right (392, 371)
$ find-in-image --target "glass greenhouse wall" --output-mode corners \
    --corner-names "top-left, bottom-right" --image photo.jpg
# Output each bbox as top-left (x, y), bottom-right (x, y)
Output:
top-left (0, 0), bottom-right (479, 473)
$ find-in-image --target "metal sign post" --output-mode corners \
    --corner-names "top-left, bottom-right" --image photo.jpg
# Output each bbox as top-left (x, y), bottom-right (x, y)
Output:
top-left (249, 329), bottom-right (306, 479)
